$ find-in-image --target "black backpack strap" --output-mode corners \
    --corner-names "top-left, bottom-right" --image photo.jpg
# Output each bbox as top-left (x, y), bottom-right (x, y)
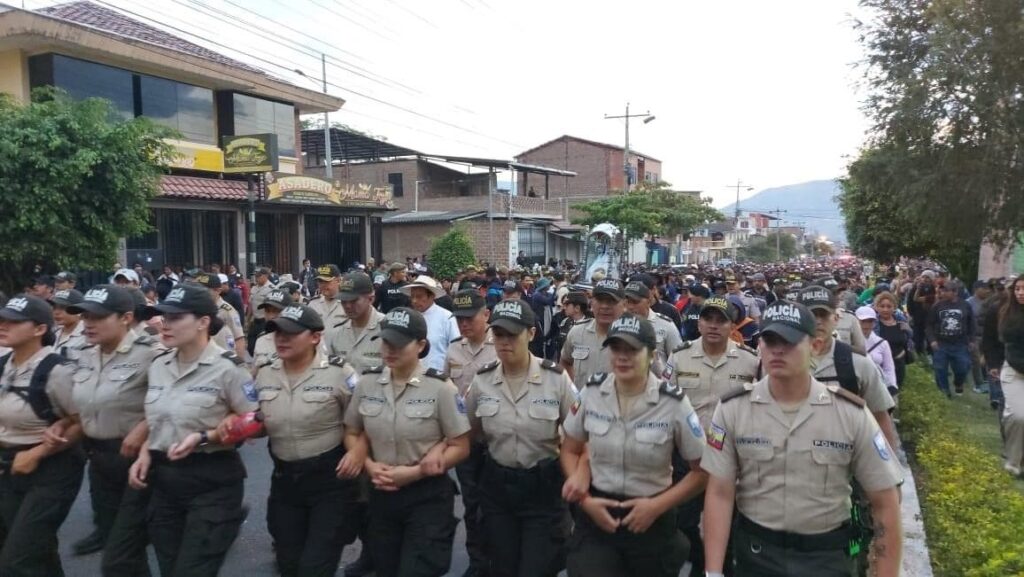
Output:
top-left (0, 352), bottom-right (10, 382)
top-left (832, 340), bottom-right (860, 396)
top-left (8, 353), bottom-right (63, 424)
top-left (866, 339), bottom-right (885, 354)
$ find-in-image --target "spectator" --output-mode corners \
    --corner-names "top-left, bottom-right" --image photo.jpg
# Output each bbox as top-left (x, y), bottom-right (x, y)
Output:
top-left (298, 258), bottom-right (316, 298)
top-left (967, 280), bottom-right (993, 393)
top-left (400, 275), bottom-right (460, 371)
top-left (927, 279), bottom-right (974, 398)
top-left (158, 265), bottom-right (179, 284)
top-left (908, 270), bottom-right (938, 356)
top-left (857, 305), bottom-right (898, 394)
top-left (982, 279), bottom-right (1010, 411)
top-left (529, 276), bottom-right (555, 358)
top-left (874, 291), bottom-right (913, 388)
top-left (991, 276), bottom-right (1024, 476)
top-left (376, 263), bottom-right (411, 313)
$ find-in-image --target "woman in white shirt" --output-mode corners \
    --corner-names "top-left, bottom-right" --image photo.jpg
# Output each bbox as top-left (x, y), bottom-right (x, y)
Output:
top-left (856, 305), bottom-right (897, 394)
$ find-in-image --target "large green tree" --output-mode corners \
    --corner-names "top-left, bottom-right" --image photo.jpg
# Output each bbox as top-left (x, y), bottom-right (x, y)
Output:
top-left (428, 226), bottom-right (476, 280)
top-left (740, 232), bottom-right (799, 263)
top-left (572, 181), bottom-right (723, 242)
top-left (0, 89), bottom-right (174, 292)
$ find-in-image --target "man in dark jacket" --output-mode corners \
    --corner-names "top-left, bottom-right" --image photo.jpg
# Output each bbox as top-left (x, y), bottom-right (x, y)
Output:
top-left (927, 280), bottom-right (974, 397)
top-left (376, 263), bottom-right (411, 313)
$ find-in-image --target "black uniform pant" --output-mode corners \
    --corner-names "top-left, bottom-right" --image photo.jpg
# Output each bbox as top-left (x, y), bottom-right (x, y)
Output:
top-left (267, 446), bottom-right (360, 577)
top-left (367, 474), bottom-right (458, 577)
top-left (147, 450), bottom-right (246, 577)
top-left (454, 441), bottom-right (488, 574)
top-left (566, 489), bottom-right (688, 577)
top-left (733, 515), bottom-right (854, 577)
top-left (0, 445), bottom-right (85, 577)
top-left (478, 455), bottom-right (568, 577)
top-left (83, 438), bottom-right (152, 577)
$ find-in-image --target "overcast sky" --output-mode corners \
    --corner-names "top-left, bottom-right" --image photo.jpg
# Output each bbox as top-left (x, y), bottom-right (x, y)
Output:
top-left (32, 0), bottom-right (871, 207)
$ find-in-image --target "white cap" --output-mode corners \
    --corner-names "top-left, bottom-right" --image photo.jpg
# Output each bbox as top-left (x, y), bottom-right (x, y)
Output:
top-left (855, 305), bottom-right (877, 321)
top-left (217, 273), bottom-right (229, 284)
top-left (113, 268), bottom-right (140, 284)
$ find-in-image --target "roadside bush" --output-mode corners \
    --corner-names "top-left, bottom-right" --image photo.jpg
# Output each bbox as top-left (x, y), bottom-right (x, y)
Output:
top-left (900, 365), bottom-right (1024, 576)
top-left (427, 226), bottom-right (476, 281)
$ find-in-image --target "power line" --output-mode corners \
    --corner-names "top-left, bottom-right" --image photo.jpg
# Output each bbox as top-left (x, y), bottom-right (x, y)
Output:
top-left (380, 0), bottom-right (439, 29)
top-left (301, 0), bottom-right (397, 42)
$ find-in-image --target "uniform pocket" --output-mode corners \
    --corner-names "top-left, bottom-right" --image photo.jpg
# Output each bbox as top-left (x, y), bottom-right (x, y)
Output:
top-left (109, 368), bottom-right (138, 382)
top-left (527, 402), bottom-right (560, 421)
top-left (676, 376), bottom-right (701, 390)
top-left (301, 391), bottom-right (331, 403)
top-left (404, 401), bottom-right (437, 419)
top-left (358, 400), bottom-right (385, 417)
top-left (144, 388), bottom-right (163, 404)
top-left (571, 346), bottom-right (591, 360)
top-left (475, 401), bottom-right (499, 418)
top-left (583, 416), bottom-right (612, 436)
top-left (811, 446), bottom-right (853, 491)
top-left (634, 426), bottom-right (670, 445)
top-left (258, 389), bottom-right (280, 402)
top-left (183, 394), bottom-right (217, 407)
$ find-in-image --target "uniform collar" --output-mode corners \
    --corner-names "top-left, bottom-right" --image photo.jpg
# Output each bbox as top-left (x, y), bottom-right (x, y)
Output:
top-left (383, 362), bottom-right (427, 387)
top-left (194, 340), bottom-right (225, 365)
top-left (115, 329), bottom-right (139, 354)
top-left (599, 372), bottom-right (661, 405)
top-left (492, 356), bottom-right (543, 386)
top-left (749, 377), bottom-right (831, 406)
top-left (366, 309), bottom-right (385, 330)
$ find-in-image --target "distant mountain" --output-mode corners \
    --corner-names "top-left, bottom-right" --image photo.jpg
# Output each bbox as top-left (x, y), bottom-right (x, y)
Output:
top-left (718, 179), bottom-right (846, 243)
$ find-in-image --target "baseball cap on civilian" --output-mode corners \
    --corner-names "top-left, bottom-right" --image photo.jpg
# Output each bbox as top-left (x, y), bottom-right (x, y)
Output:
top-left (257, 289), bottom-right (292, 311)
top-left (489, 299), bottom-right (536, 334)
top-left (797, 286), bottom-right (836, 312)
top-left (338, 273), bottom-right (374, 301)
top-left (688, 284), bottom-right (711, 298)
top-left (266, 304), bottom-right (324, 333)
top-left (316, 264), bottom-right (342, 281)
top-left (113, 268), bottom-right (140, 285)
top-left (194, 273), bottom-right (222, 289)
top-left (68, 285), bottom-right (135, 316)
top-left (593, 279), bottom-right (625, 301)
top-left (451, 289), bottom-right (486, 318)
top-left (0, 294), bottom-right (54, 327)
top-left (602, 313), bottom-right (656, 350)
top-left (623, 281), bottom-right (651, 300)
top-left (854, 306), bottom-right (877, 321)
top-left (49, 289), bottom-right (84, 308)
top-left (55, 271), bottom-right (77, 284)
top-left (145, 284), bottom-right (218, 318)
top-left (502, 279), bottom-right (523, 293)
top-left (380, 307), bottom-right (430, 357)
top-left (760, 301), bottom-right (817, 344)
top-left (700, 296), bottom-right (737, 322)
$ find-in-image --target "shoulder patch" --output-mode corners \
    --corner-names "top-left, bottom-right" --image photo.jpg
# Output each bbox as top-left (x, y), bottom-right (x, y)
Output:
top-left (540, 360), bottom-right (564, 374)
top-left (221, 351), bottom-right (244, 366)
top-left (720, 384), bottom-right (754, 403)
top-left (332, 319), bottom-right (351, 328)
top-left (827, 385), bottom-right (867, 408)
top-left (477, 360), bottom-right (500, 374)
top-left (586, 372), bottom-right (608, 387)
top-left (424, 368), bottom-right (448, 381)
top-left (327, 355), bottom-right (347, 368)
top-left (673, 341), bottom-right (693, 353)
top-left (659, 380), bottom-right (684, 400)
top-left (219, 302), bottom-right (233, 310)
top-left (362, 365), bottom-right (384, 374)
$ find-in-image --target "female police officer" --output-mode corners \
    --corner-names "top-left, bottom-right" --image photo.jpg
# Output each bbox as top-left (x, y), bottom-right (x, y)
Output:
top-left (255, 303), bottom-right (363, 577)
top-left (0, 294), bottom-right (83, 575)
top-left (560, 313), bottom-right (707, 577)
top-left (343, 307), bottom-right (471, 577)
top-left (127, 283), bottom-right (259, 577)
top-left (466, 299), bottom-right (576, 577)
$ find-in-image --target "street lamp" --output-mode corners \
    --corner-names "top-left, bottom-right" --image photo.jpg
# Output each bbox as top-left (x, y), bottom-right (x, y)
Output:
top-left (294, 54), bottom-right (332, 179)
top-left (605, 103), bottom-right (655, 192)
top-left (726, 180), bottom-right (754, 261)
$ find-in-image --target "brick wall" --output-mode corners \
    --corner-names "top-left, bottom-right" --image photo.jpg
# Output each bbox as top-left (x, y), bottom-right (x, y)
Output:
top-left (382, 218), bottom-right (523, 270)
top-left (516, 137), bottom-right (665, 200)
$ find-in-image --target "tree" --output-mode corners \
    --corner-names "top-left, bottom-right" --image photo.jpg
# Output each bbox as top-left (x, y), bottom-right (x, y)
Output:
top-left (428, 226), bottom-right (476, 280)
top-left (572, 181), bottom-right (723, 242)
top-left (740, 233), bottom-right (798, 263)
top-left (0, 89), bottom-right (174, 292)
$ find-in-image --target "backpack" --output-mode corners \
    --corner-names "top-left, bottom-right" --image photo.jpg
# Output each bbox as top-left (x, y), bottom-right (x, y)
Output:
top-left (0, 352), bottom-right (63, 423)
top-left (822, 340), bottom-right (860, 396)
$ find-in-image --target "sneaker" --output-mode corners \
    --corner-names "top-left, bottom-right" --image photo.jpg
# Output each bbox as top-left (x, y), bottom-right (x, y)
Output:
top-left (345, 550), bottom-right (375, 577)
top-left (1005, 463), bottom-right (1021, 477)
top-left (955, 386), bottom-right (964, 396)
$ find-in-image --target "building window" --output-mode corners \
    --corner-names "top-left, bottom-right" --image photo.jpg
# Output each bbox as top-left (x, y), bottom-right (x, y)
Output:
top-left (139, 76), bottom-right (215, 144)
top-left (30, 54), bottom-right (134, 120)
top-left (232, 93), bottom-right (296, 157)
top-left (517, 225), bottom-right (546, 265)
top-left (388, 173), bottom-right (404, 197)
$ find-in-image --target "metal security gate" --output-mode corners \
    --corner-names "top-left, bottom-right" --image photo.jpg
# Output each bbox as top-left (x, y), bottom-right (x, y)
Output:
top-left (304, 214), bottom-right (363, 270)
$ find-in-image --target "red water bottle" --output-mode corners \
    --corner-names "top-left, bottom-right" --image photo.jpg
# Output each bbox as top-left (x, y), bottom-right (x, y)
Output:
top-left (220, 411), bottom-right (264, 444)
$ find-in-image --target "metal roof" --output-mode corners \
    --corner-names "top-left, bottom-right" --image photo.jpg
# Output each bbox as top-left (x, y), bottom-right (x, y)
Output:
top-left (382, 210), bottom-right (486, 224)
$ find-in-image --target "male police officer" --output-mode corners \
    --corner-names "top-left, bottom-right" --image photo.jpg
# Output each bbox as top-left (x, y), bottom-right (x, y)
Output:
top-left (328, 273), bottom-right (386, 373)
top-left (623, 280), bottom-right (682, 378)
top-left (309, 264), bottom-right (348, 329)
top-left (560, 279), bottom-right (626, 390)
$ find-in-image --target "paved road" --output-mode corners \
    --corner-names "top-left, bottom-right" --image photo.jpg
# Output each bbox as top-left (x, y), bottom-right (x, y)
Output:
top-left (57, 438), bottom-right (472, 577)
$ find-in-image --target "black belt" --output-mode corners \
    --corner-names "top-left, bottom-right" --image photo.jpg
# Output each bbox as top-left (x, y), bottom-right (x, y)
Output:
top-left (737, 514), bottom-right (851, 552)
top-left (272, 445), bottom-right (345, 476)
top-left (149, 449), bottom-right (237, 465)
top-left (483, 453), bottom-right (559, 483)
top-left (83, 437), bottom-right (123, 453)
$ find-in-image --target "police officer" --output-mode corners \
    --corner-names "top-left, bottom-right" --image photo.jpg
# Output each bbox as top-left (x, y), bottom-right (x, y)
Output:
top-left (329, 272), bottom-right (386, 373)
top-left (681, 284), bottom-right (710, 341)
top-left (309, 264), bottom-right (348, 329)
top-left (252, 289), bottom-right (293, 371)
top-left (196, 273), bottom-right (248, 359)
top-left (247, 267), bottom-right (275, 356)
top-left (128, 283), bottom-right (259, 577)
top-left (702, 301), bottom-right (903, 577)
top-left (0, 294), bottom-right (84, 575)
top-left (552, 292), bottom-right (590, 363)
top-left (343, 307), bottom-right (471, 577)
top-left (466, 299), bottom-right (575, 577)
top-left (560, 279), bottom-right (627, 390)
top-left (255, 303), bottom-right (362, 577)
top-left (376, 263), bottom-right (411, 314)
top-left (51, 288), bottom-right (87, 359)
top-left (623, 280), bottom-right (682, 378)
top-left (57, 285), bottom-right (157, 574)
top-left (560, 313), bottom-right (707, 577)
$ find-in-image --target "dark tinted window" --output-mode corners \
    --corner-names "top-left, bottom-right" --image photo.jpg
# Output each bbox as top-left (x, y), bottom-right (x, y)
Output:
top-left (233, 94), bottom-right (295, 157)
top-left (388, 173), bottom-right (404, 197)
top-left (140, 76), bottom-right (214, 144)
top-left (49, 55), bottom-right (134, 120)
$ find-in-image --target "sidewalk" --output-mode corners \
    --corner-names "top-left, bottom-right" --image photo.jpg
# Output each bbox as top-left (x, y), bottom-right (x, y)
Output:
top-left (899, 448), bottom-right (933, 576)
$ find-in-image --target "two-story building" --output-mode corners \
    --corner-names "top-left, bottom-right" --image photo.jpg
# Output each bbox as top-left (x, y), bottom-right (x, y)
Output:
top-left (1, 1), bottom-right (392, 276)
top-left (514, 134), bottom-right (662, 199)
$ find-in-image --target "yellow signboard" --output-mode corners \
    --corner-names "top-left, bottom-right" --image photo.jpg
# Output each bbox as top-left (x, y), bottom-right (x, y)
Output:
top-left (167, 140), bottom-right (224, 172)
top-left (265, 174), bottom-right (395, 209)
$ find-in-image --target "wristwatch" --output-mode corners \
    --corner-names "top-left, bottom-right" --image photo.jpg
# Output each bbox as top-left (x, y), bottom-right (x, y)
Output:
top-left (198, 431), bottom-right (210, 447)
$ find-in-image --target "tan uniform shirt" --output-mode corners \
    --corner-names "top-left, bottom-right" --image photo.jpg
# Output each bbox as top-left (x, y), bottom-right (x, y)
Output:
top-left (561, 318), bottom-right (611, 390)
top-left (256, 351), bottom-right (357, 461)
top-left (55, 321), bottom-right (87, 360)
top-left (214, 300), bottom-right (245, 352)
top-left (466, 356), bottom-right (576, 469)
top-left (563, 373), bottom-right (706, 498)
top-left (253, 332), bottom-right (277, 370)
top-left (145, 341), bottom-right (258, 452)
top-left (445, 334), bottom-right (497, 395)
top-left (249, 282), bottom-right (275, 320)
top-left (649, 309), bottom-right (683, 377)
top-left (701, 377), bottom-right (903, 533)
top-left (812, 339), bottom-right (895, 413)
top-left (344, 363), bottom-right (470, 466)
top-left (671, 338), bottom-right (760, 429)
top-left (72, 329), bottom-right (159, 439)
top-left (327, 309), bottom-right (386, 374)
top-left (309, 295), bottom-right (347, 330)
top-left (835, 310), bottom-right (867, 354)
top-left (0, 347), bottom-right (75, 446)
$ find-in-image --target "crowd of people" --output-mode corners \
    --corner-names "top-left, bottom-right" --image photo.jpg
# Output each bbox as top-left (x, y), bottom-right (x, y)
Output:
top-left (0, 252), bottom-right (1021, 577)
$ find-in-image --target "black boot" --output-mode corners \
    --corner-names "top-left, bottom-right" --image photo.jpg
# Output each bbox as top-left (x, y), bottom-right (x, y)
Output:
top-left (72, 529), bottom-right (105, 556)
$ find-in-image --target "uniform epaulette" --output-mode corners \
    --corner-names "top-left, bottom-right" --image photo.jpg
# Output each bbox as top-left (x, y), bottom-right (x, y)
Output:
top-left (659, 380), bottom-right (684, 400)
top-left (328, 355), bottom-right (346, 368)
top-left (736, 343), bottom-right (758, 356)
top-left (586, 372), bottom-right (607, 387)
top-left (309, 294), bottom-right (323, 301)
top-left (362, 365), bottom-right (384, 374)
top-left (574, 317), bottom-right (594, 326)
top-left (424, 368), bottom-right (448, 380)
top-left (827, 385), bottom-right (866, 408)
top-left (332, 319), bottom-right (350, 329)
top-left (134, 333), bottom-right (154, 346)
top-left (720, 384), bottom-right (754, 403)
top-left (76, 342), bottom-right (96, 350)
top-left (656, 312), bottom-right (673, 323)
top-left (673, 341), bottom-right (692, 354)
top-left (256, 359), bottom-right (273, 371)
top-left (221, 351), bottom-right (244, 366)
top-left (451, 336), bottom-right (464, 343)
top-left (540, 360), bottom-right (564, 374)
top-left (477, 360), bottom-right (500, 374)
top-left (219, 302), bottom-right (233, 310)
top-left (154, 348), bottom-right (175, 359)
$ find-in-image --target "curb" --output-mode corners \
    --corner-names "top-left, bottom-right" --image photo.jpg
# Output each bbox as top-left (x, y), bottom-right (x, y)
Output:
top-left (900, 451), bottom-right (934, 576)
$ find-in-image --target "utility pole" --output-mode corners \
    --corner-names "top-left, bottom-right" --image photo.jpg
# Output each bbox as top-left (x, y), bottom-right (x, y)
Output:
top-left (322, 53), bottom-right (333, 180)
top-left (605, 104), bottom-right (654, 192)
top-left (725, 179), bottom-right (753, 261)
top-left (769, 207), bottom-right (788, 261)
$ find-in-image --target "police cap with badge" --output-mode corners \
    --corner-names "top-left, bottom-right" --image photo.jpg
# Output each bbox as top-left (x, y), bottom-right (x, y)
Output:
top-left (67, 285), bottom-right (135, 316)
top-left (759, 300), bottom-right (817, 344)
top-left (380, 307), bottom-right (430, 358)
top-left (266, 304), bottom-right (324, 334)
top-left (602, 312), bottom-right (657, 350)
top-left (488, 299), bottom-right (536, 334)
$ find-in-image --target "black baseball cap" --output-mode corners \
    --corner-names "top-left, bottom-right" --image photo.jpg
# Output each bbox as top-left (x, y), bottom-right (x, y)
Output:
top-left (593, 279), bottom-right (625, 301)
top-left (194, 273), bottom-right (222, 289)
top-left (689, 284), bottom-right (711, 298)
top-left (258, 289), bottom-right (293, 311)
top-left (145, 283), bottom-right (218, 318)
top-left (266, 304), bottom-right (325, 334)
top-left (452, 289), bottom-right (486, 318)
top-left (279, 281), bottom-right (302, 294)
top-left (623, 281), bottom-right (651, 300)
top-left (49, 289), bottom-right (84, 308)
top-left (338, 273), bottom-right (374, 301)
top-left (33, 275), bottom-right (54, 288)
top-left (380, 307), bottom-right (429, 356)
top-left (489, 299), bottom-right (536, 334)
top-left (602, 313), bottom-right (657, 350)
top-left (502, 279), bottom-right (523, 293)
top-left (0, 294), bottom-right (54, 327)
top-left (700, 296), bottom-right (737, 322)
top-left (68, 285), bottom-right (135, 316)
top-left (760, 301), bottom-right (817, 344)
top-left (797, 286), bottom-right (836, 312)
top-left (316, 264), bottom-right (342, 281)
top-left (55, 271), bottom-right (77, 284)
